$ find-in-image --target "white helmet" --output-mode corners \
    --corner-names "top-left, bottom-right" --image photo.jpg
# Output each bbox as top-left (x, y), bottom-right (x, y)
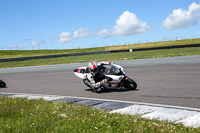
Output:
top-left (88, 61), bottom-right (98, 73)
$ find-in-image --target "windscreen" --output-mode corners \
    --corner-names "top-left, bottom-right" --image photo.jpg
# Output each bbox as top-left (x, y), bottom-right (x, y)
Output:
top-left (102, 65), bottom-right (121, 75)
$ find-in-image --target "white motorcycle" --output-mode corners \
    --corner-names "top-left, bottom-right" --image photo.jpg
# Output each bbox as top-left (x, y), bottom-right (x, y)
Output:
top-left (74, 63), bottom-right (137, 92)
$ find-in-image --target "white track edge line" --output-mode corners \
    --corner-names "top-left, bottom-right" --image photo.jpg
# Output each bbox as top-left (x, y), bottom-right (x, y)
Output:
top-left (1, 92), bottom-right (200, 112)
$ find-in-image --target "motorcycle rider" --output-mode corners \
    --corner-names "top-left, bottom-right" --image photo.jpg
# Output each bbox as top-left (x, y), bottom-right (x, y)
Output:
top-left (84, 61), bottom-right (113, 93)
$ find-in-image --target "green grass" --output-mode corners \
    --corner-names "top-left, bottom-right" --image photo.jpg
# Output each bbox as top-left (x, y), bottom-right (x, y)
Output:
top-left (0, 47), bottom-right (200, 68)
top-left (105, 38), bottom-right (200, 51)
top-left (0, 97), bottom-right (199, 133)
top-left (0, 38), bottom-right (200, 59)
top-left (1, 39), bottom-right (200, 132)
top-left (0, 47), bottom-right (106, 59)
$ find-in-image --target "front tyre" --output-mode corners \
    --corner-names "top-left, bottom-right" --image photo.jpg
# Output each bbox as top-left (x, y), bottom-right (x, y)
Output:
top-left (122, 78), bottom-right (137, 90)
top-left (127, 78), bottom-right (137, 90)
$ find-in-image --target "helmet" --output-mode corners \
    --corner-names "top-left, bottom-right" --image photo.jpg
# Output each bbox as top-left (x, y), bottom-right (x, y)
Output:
top-left (88, 61), bottom-right (98, 73)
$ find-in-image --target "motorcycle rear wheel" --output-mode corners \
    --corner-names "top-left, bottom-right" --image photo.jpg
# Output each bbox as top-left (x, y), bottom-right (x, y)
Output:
top-left (0, 80), bottom-right (6, 88)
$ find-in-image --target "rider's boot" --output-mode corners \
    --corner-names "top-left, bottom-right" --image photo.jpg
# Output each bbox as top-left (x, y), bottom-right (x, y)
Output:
top-left (84, 80), bottom-right (97, 92)
top-left (83, 79), bottom-right (102, 93)
top-left (89, 83), bottom-right (97, 92)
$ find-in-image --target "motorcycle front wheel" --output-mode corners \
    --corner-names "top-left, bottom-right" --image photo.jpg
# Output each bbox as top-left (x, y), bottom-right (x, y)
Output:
top-left (122, 78), bottom-right (137, 90)
top-left (0, 80), bottom-right (6, 88)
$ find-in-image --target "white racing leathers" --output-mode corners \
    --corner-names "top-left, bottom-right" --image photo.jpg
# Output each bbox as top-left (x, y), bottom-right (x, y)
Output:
top-left (86, 72), bottom-right (106, 88)
top-left (86, 61), bottom-right (113, 89)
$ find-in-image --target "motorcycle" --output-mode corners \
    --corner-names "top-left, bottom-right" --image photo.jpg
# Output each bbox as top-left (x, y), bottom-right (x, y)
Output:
top-left (0, 79), bottom-right (6, 88)
top-left (74, 63), bottom-right (137, 92)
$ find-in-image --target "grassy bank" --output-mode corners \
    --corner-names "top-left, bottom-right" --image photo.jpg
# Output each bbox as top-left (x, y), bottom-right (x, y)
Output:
top-left (0, 97), bottom-right (199, 133)
top-left (105, 38), bottom-right (200, 51)
top-left (0, 47), bottom-right (105, 59)
top-left (0, 47), bottom-right (200, 68)
top-left (0, 38), bottom-right (200, 59)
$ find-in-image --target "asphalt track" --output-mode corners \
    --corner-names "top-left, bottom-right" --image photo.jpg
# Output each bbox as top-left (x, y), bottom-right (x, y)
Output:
top-left (1, 55), bottom-right (200, 109)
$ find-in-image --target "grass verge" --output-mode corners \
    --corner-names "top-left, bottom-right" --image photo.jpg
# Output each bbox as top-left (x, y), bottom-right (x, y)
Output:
top-left (0, 97), bottom-right (199, 132)
top-left (0, 47), bottom-right (200, 68)
top-left (0, 38), bottom-right (200, 59)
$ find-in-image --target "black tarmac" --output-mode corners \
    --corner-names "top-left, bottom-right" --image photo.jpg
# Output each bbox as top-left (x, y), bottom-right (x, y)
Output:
top-left (1, 55), bottom-right (200, 108)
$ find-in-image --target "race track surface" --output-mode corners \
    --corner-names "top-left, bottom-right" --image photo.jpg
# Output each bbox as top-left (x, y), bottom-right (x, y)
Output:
top-left (1, 55), bottom-right (200, 108)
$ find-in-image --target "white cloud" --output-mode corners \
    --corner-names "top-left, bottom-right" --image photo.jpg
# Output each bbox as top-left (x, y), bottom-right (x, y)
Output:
top-left (57, 11), bottom-right (151, 43)
top-left (30, 42), bottom-right (39, 47)
top-left (162, 2), bottom-right (200, 29)
top-left (58, 32), bottom-right (74, 43)
top-left (59, 37), bottom-right (74, 43)
top-left (73, 27), bottom-right (89, 38)
top-left (112, 11), bottom-right (151, 36)
top-left (29, 40), bottom-right (46, 47)
top-left (59, 32), bottom-right (71, 38)
top-left (58, 28), bottom-right (93, 43)
top-left (96, 29), bottom-right (111, 38)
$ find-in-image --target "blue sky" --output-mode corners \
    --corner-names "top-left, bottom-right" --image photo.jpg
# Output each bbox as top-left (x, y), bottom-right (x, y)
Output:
top-left (0, 0), bottom-right (200, 50)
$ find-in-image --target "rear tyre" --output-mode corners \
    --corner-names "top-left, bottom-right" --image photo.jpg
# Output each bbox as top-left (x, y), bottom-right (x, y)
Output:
top-left (0, 80), bottom-right (6, 88)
